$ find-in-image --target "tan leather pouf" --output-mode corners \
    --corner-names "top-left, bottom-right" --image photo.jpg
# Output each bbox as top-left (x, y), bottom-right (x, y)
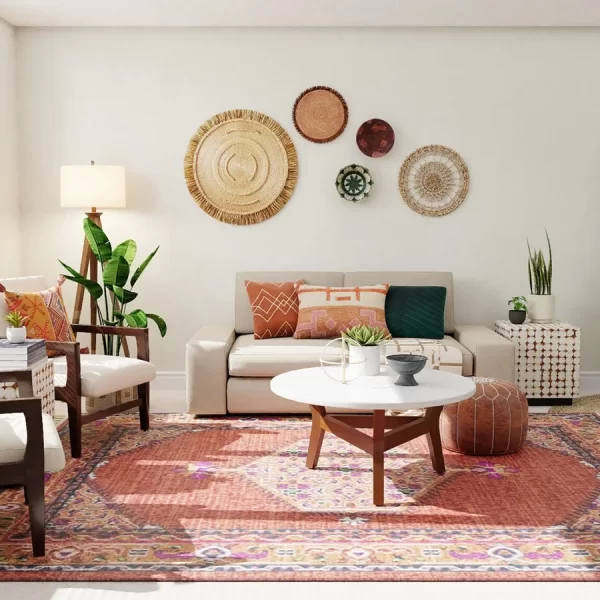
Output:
top-left (441, 377), bottom-right (528, 455)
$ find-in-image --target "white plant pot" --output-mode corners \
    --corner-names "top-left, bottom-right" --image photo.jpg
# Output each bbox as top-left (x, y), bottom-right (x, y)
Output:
top-left (6, 327), bottom-right (26, 344)
top-left (527, 294), bottom-right (556, 323)
top-left (350, 344), bottom-right (381, 376)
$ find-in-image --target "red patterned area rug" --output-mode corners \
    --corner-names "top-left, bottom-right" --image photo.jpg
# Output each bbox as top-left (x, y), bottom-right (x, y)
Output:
top-left (1, 414), bottom-right (599, 582)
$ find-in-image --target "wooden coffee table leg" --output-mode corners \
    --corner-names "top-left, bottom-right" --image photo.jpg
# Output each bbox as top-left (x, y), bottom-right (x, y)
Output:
top-left (425, 405), bottom-right (445, 474)
top-left (372, 410), bottom-right (385, 506)
top-left (306, 405), bottom-right (326, 469)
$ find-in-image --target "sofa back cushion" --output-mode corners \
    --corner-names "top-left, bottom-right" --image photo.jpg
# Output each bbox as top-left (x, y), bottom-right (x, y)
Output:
top-left (0, 276), bottom-right (49, 338)
top-left (343, 272), bottom-right (455, 334)
top-left (236, 272), bottom-right (344, 334)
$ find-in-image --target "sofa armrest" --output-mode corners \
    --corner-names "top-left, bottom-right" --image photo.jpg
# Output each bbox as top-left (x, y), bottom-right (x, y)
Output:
top-left (186, 325), bottom-right (236, 415)
top-left (454, 325), bottom-right (515, 383)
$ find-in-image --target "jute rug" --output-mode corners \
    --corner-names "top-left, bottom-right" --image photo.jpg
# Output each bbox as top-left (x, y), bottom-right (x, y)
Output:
top-left (549, 395), bottom-right (600, 414)
top-left (1, 414), bottom-right (599, 581)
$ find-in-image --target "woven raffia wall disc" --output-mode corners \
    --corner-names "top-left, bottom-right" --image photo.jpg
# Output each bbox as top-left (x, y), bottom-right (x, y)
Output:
top-left (292, 86), bottom-right (348, 143)
top-left (399, 145), bottom-right (469, 217)
top-left (184, 109), bottom-right (298, 225)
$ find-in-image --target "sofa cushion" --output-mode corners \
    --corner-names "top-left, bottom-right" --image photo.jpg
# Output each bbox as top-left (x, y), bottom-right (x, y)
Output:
top-left (52, 354), bottom-right (157, 398)
top-left (343, 272), bottom-right (455, 334)
top-left (235, 272), bottom-right (344, 335)
top-left (229, 334), bottom-right (472, 377)
top-left (385, 286), bottom-right (447, 339)
top-left (0, 412), bottom-right (66, 472)
top-left (294, 283), bottom-right (390, 339)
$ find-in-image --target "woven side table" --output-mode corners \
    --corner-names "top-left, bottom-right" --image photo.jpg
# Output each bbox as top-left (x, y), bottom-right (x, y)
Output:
top-left (0, 359), bottom-right (55, 417)
top-left (494, 320), bottom-right (580, 406)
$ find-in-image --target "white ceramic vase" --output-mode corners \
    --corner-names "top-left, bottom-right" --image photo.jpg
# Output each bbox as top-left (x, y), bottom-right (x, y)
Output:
top-left (350, 344), bottom-right (381, 376)
top-left (6, 327), bottom-right (26, 344)
top-left (526, 294), bottom-right (556, 323)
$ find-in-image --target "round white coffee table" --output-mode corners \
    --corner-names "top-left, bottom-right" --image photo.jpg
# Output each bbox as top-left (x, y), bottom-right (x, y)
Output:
top-left (271, 366), bottom-right (475, 506)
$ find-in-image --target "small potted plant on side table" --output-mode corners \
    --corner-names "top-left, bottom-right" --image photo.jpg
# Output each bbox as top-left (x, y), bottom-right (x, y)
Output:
top-left (527, 230), bottom-right (555, 322)
top-left (3, 311), bottom-right (29, 343)
top-left (508, 296), bottom-right (528, 325)
top-left (342, 325), bottom-right (390, 376)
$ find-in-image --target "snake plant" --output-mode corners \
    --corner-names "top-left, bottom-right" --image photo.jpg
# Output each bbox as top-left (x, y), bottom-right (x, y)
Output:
top-left (527, 230), bottom-right (553, 295)
top-left (342, 325), bottom-right (391, 346)
top-left (59, 218), bottom-right (167, 356)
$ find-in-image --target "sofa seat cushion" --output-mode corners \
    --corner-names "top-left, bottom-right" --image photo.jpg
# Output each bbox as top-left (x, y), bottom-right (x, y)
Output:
top-left (52, 355), bottom-right (157, 398)
top-left (229, 334), bottom-right (473, 378)
top-left (0, 412), bottom-right (66, 472)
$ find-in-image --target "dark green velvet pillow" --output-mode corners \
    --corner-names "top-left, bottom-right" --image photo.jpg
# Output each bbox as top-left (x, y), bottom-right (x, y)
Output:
top-left (385, 286), bottom-right (447, 339)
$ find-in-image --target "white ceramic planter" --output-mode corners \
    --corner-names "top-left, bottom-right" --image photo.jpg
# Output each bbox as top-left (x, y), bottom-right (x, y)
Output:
top-left (526, 294), bottom-right (556, 323)
top-left (6, 327), bottom-right (26, 344)
top-left (350, 344), bottom-right (381, 376)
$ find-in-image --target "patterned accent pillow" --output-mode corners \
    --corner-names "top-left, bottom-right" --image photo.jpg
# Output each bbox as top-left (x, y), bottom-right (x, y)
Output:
top-left (245, 280), bottom-right (303, 339)
top-left (2, 276), bottom-right (76, 356)
top-left (294, 284), bottom-right (390, 339)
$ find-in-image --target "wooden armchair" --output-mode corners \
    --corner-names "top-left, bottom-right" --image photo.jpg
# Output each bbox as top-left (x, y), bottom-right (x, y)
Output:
top-left (0, 396), bottom-right (66, 556)
top-left (47, 324), bottom-right (156, 459)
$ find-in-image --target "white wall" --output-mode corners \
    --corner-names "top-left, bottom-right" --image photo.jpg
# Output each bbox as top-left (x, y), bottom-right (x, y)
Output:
top-left (15, 27), bottom-right (600, 372)
top-left (0, 18), bottom-right (20, 277)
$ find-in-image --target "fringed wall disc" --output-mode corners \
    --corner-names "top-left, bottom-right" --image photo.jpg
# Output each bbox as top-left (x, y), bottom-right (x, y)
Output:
top-left (184, 109), bottom-right (298, 225)
top-left (293, 86), bottom-right (348, 143)
top-left (399, 145), bottom-right (469, 217)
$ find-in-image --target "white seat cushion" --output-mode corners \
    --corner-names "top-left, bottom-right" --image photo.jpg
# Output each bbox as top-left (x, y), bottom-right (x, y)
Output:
top-left (52, 355), bottom-right (156, 398)
top-left (228, 334), bottom-right (473, 377)
top-left (0, 412), bottom-right (66, 472)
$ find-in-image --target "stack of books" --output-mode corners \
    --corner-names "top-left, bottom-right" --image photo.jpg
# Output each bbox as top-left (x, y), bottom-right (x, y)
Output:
top-left (0, 339), bottom-right (47, 370)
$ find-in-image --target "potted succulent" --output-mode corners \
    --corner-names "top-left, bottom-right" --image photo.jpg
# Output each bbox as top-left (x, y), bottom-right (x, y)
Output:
top-left (527, 230), bottom-right (555, 322)
top-left (508, 296), bottom-right (528, 325)
top-left (3, 311), bottom-right (28, 344)
top-left (342, 325), bottom-right (391, 376)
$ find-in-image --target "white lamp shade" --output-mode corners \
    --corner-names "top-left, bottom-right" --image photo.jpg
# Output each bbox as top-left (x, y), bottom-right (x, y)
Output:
top-left (60, 165), bottom-right (126, 209)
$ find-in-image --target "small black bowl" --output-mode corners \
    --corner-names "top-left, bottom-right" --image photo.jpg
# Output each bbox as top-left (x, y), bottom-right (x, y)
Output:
top-left (386, 354), bottom-right (427, 386)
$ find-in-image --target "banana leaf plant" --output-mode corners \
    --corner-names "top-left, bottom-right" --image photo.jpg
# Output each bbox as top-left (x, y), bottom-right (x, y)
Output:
top-left (59, 218), bottom-right (167, 356)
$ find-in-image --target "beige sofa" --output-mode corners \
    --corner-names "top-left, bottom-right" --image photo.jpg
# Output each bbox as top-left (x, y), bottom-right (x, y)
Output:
top-left (186, 271), bottom-right (515, 415)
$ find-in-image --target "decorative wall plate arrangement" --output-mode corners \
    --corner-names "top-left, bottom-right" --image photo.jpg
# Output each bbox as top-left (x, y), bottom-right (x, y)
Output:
top-left (184, 109), bottom-right (298, 225)
top-left (356, 118), bottom-right (395, 157)
top-left (399, 145), bottom-right (469, 217)
top-left (293, 86), bottom-right (348, 143)
top-left (336, 164), bottom-right (373, 202)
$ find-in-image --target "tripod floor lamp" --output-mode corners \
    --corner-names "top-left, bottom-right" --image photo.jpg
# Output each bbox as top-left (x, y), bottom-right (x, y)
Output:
top-left (60, 162), bottom-right (126, 353)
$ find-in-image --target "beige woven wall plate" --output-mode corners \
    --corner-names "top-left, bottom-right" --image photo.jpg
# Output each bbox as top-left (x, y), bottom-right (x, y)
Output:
top-left (184, 109), bottom-right (298, 225)
top-left (399, 145), bottom-right (469, 217)
top-left (292, 86), bottom-right (348, 143)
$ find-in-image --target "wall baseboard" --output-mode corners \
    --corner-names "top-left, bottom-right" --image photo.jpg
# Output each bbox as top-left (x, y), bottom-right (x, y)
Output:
top-left (151, 371), bottom-right (600, 414)
top-left (152, 371), bottom-right (186, 413)
top-left (579, 372), bottom-right (600, 397)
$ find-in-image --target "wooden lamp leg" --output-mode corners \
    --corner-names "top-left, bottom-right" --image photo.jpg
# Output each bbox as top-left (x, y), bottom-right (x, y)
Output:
top-left (71, 209), bottom-right (103, 354)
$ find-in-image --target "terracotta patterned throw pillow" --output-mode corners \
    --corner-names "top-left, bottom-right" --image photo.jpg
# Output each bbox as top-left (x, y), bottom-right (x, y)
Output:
top-left (1, 276), bottom-right (76, 356)
top-left (245, 280), bottom-right (303, 339)
top-left (294, 283), bottom-right (390, 339)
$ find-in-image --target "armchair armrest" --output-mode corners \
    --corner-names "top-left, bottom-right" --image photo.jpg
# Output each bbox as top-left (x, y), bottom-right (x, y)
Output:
top-left (186, 325), bottom-right (236, 415)
top-left (454, 325), bottom-right (515, 382)
top-left (45, 340), bottom-right (82, 398)
top-left (71, 325), bottom-right (150, 361)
